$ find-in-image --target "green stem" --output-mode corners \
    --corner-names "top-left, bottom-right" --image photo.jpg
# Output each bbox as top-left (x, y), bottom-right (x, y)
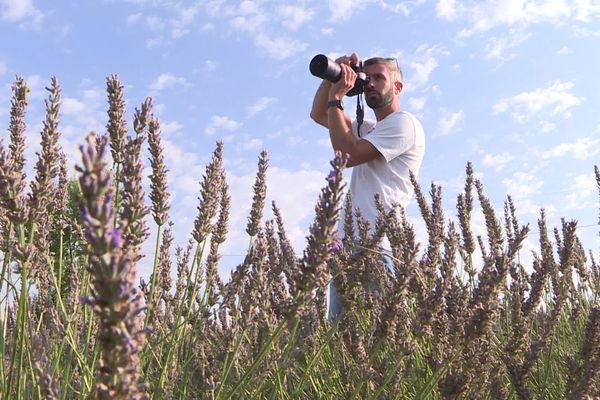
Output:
top-left (144, 223), bottom-right (163, 327)
top-left (221, 318), bottom-right (288, 400)
top-left (155, 240), bottom-right (206, 397)
top-left (113, 163), bottom-right (121, 227)
top-left (57, 229), bottom-right (64, 295)
top-left (14, 224), bottom-right (30, 400)
top-left (0, 223), bottom-right (14, 391)
top-left (291, 319), bottom-right (340, 399)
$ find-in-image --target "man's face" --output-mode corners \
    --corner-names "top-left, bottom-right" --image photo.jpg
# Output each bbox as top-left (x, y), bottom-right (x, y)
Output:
top-left (363, 63), bottom-right (396, 109)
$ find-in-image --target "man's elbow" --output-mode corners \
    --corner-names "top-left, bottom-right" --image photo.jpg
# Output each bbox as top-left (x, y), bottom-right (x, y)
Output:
top-left (310, 110), bottom-right (328, 127)
top-left (345, 156), bottom-right (360, 168)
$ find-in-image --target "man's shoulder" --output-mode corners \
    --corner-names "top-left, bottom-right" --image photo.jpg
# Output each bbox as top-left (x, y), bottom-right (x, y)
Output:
top-left (391, 110), bottom-right (420, 124)
top-left (373, 111), bottom-right (423, 133)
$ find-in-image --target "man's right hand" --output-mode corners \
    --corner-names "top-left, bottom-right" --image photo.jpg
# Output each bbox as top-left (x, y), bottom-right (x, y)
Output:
top-left (310, 52), bottom-right (358, 128)
top-left (329, 53), bottom-right (360, 100)
top-left (335, 53), bottom-right (360, 67)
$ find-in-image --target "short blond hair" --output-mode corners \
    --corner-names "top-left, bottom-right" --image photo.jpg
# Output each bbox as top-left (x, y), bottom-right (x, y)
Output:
top-left (364, 57), bottom-right (403, 84)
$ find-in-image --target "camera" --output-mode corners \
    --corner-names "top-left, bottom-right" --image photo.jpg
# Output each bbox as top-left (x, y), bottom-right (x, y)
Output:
top-left (309, 54), bottom-right (367, 97)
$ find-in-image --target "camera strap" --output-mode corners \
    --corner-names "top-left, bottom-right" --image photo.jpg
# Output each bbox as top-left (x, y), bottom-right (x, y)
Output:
top-left (356, 60), bottom-right (365, 137)
top-left (356, 93), bottom-right (364, 138)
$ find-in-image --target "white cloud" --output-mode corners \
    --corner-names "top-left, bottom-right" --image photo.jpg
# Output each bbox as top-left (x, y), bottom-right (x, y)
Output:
top-left (1, 0), bottom-right (43, 27)
top-left (243, 137), bottom-right (263, 151)
top-left (161, 120), bottom-right (183, 135)
top-left (131, 4), bottom-right (201, 47)
top-left (573, 25), bottom-right (600, 37)
top-left (247, 96), bottom-right (278, 117)
top-left (277, 4), bottom-right (314, 30)
top-left (201, 22), bottom-right (215, 31)
top-left (573, 0), bottom-right (600, 22)
top-left (230, 13), bottom-right (267, 33)
top-left (254, 34), bottom-right (308, 60)
top-left (24, 74), bottom-right (46, 101)
top-left (59, 87), bottom-right (105, 139)
top-left (437, 109), bottom-right (464, 136)
top-left (237, 1), bottom-right (260, 14)
top-left (144, 15), bottom-right (166, 33)
top-left (408, 96), bottom-right (427, 112)
top-left (327, 0), bottom-right (367, 21)
top-left (542, 137), bottom-right (600, 160)
top-left (493, 80), bottom-right (585, 122)
top-left (405, 44), bottom-right (447, 90)
top-left (170, 5), bottom-right (200, 38)
top-left (61, 97), bottom-right (87, 115)
top-left (149, 73), bottom-right (190, 92)
top-left (383, 2), bottom-right (410, 16)
top-left (440, 1), bottom-right (589, 38)
top-left (564, 172), bottom-right (598, 210)
top-left (127, 12), bottom-right (142, 24)
top-left (484, 30), bottom-right (531, 61)
top-left (557, 46), bottom-right (572, 55)
top-left (408, 55), bottom-right (438, 88)
top-left (483, 152), bottom-right (513, 171)
top-left (539, 120), bottom-right (556, 133)
top-left (205, 115), bottom-right (242, 136)
top-left (502, 171), bottom-right (544, 199)
top-left (436, 0), bottom-right (459, 20)
top-left (205, 60), bottom-right (216, 71)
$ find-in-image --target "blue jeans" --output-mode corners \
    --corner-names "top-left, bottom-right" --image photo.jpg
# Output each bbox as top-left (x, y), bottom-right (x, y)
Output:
top-left (327, 250), bottom-right (395, 322)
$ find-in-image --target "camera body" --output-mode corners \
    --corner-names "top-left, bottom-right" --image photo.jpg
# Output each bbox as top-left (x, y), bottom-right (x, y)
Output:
top-left (309, 54), bottom-right (367, 97)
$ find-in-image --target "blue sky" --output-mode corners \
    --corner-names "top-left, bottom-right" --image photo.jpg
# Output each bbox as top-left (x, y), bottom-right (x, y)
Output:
top-left (1, 0), bottom-right (599, 277)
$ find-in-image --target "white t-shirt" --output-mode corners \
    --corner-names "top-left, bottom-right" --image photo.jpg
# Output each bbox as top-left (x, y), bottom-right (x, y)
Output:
top-left (342, 111), bottom-right (425, 247)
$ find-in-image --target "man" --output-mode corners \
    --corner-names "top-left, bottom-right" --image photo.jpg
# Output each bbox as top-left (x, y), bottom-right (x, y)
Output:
top-left (310, 53), bottom-right (426, 320)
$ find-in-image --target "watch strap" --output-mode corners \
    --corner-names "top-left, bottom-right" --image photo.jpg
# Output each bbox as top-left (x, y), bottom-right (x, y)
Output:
top-left (327, 99), bottom-right (344, 110)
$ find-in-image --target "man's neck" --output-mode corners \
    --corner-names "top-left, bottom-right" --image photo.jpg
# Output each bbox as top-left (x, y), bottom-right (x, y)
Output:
top-left (374, 103), bottom-right (400, 121)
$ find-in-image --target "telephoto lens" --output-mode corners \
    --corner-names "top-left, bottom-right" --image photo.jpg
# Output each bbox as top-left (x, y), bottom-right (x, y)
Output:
top-left (309, 54), bottom-right (342, 82)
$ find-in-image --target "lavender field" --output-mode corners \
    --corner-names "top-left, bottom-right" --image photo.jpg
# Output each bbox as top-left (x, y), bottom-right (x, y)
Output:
top-left (1, 75), bottom-right (600, 399)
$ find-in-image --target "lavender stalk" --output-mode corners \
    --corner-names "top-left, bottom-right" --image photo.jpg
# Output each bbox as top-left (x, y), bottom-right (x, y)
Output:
top-left (76, 133), bottom-right (147, 400)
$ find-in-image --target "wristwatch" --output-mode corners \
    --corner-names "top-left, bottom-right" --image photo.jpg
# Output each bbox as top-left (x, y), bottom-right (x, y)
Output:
top-left (327, 99), bottom-right (344, 111)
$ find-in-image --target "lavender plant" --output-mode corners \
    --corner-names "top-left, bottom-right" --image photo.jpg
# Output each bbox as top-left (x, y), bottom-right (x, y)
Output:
top-left (76, 133), bottom-right (147, 400)
top-left (1, 76), bottom-right (600, 400)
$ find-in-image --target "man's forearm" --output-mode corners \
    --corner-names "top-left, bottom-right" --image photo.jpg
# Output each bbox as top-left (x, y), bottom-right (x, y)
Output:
top-left (310, 80), bottom-right (332, 127)
top-left (327, 105), bottom-right (355, 155)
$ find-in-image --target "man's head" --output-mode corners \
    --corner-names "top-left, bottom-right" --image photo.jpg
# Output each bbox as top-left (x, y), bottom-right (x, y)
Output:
top-left (364, 57), bottom-right (403, 84)
top-left (362, 57), bottom-right (403, 110)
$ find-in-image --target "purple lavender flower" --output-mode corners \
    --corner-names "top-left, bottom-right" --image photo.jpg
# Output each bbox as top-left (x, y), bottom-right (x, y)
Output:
top-left (109, 228), bottom-right (122, 248)
top-left (329, 238), bottom-right (343, 254)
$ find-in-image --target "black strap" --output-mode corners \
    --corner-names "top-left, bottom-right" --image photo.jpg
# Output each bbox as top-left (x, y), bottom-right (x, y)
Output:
top-left (356, 61), bottom-right (364, 137)
top-left (356, 93), bottom-right (364, 138)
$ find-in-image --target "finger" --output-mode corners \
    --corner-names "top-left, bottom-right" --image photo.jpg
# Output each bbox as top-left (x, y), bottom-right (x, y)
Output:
top-left (341, 64), bottom-right (356, 86)
top-left (350, 52), bottom-right (359, 66)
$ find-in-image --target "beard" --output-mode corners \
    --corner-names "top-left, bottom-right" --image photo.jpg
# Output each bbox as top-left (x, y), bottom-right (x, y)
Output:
top-left (365, 87), bottom-right (394, 109)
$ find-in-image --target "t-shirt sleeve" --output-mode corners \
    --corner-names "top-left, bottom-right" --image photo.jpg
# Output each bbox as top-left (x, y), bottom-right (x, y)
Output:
top-left (363, 113), bottom-right (416, 162)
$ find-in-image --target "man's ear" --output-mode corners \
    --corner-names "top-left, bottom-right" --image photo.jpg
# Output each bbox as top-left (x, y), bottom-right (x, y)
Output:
top-left (395, 81), bottom-right (403, 94)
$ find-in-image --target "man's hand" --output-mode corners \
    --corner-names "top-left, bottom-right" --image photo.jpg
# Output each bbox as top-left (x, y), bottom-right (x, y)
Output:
top-left (334, 53), bottom-right (359, 67)
top-left (329, 64), bottom-right (357, 100)
top-left (329, 53), bottom-right (360, 100)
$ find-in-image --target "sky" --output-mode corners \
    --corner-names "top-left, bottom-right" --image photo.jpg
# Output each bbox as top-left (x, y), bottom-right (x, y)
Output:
top-left (1, 0), bottom-right (599, 278)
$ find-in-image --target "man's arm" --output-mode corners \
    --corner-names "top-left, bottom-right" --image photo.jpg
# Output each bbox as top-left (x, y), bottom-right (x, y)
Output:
top-left (310, 53), bottom-right (358, 129)
top-left (327, 63), bottom-right (382, 167)
top-left (309, 80), bottom-right (334, 128)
